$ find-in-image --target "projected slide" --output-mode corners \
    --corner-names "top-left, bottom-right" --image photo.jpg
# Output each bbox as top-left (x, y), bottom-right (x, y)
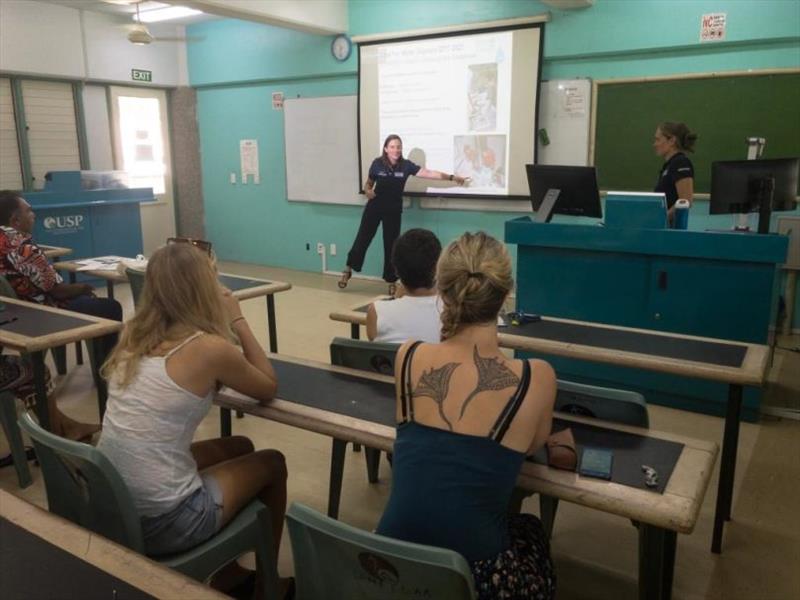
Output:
top-left (360, 24), bottom-right (542, 199)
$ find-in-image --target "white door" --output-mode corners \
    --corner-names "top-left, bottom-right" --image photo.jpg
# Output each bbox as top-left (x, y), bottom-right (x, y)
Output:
top-left (109, 86), bottom-right (176, 254)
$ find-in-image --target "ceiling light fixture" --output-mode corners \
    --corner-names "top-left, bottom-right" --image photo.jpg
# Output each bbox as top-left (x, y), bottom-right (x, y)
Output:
top-left (135, 5), bottom-right (203, 23)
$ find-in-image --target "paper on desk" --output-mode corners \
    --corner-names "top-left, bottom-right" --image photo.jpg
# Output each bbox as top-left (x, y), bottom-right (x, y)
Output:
top-left (75, 256), bottom-right (126, 271)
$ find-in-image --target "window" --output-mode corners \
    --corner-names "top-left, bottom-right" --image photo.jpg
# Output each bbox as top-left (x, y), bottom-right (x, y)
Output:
top-left (0, 78), bottom-right (23, 190)
top-left (116, 95), bottom-right (167, 194)
top-left (21, 80), bottom-right (81, 189)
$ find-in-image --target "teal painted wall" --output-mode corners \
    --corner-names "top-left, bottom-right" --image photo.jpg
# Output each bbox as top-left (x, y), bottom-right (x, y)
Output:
top-left (188, 0), bottom-right (800, 326)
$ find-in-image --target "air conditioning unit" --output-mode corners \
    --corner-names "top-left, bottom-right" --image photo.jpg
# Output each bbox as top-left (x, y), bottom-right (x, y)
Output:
top-left (541, 0), bottom-right (594, 9)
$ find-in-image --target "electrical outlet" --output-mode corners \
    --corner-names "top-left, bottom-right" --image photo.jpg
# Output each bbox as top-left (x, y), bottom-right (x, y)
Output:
top-left (316, 242), bottom-right (325, 254)
top-left (330, 243), bottom-right (337, 256)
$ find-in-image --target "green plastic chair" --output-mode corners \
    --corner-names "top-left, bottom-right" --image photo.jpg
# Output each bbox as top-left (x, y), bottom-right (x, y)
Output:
top-left (18, 411), bottom-right (279, 596)
top-left (287, 502), bottom-right (476, 600)
top-left (329, 337), bottom-right (400, 483)
top-left (524, 379), bottom-right (650, 538)
top-left (125, 267), bottom-right (146, 309)
top-left (0, 388), bottom-right (31, 487)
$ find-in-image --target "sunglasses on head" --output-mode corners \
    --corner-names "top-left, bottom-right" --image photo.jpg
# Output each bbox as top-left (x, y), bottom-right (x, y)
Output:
top-left (167, 237), bottom-right (213, 256)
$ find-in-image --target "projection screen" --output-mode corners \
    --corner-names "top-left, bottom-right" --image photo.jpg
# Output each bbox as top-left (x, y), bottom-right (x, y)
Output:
top-left (358, 22), bottom-right (544, 200)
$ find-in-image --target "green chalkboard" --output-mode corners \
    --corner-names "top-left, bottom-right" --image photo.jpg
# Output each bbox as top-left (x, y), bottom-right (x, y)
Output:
top-left (594, 72), bottom-right (800, 193)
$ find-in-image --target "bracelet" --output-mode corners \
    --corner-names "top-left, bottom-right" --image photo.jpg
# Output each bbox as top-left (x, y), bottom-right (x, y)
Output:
top-left (448, 173), bottom-right (454, 181)
top-left (230, 316), bottom-right (246, 327)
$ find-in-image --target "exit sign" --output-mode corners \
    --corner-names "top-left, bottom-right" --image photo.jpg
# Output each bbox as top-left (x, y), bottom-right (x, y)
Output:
top-left (131, 69), bottom-right (152, 82)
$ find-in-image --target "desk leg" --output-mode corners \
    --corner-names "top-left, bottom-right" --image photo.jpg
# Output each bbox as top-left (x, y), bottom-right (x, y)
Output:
top-left (328, 438), bottom-right (347, 519)
top-left (783, 270), bottom-right (797, 336)
top-left (712, 383), bottom-right (743, 553)
top-left (106, 281), bottom-right (115, 300)
top-left (220, 408), bottom-right (232, 437)
top-left (31, 351), bottom-right (50, 431)
top-left (638, 525), bottom-right (676, 600)
top-left (350, 323), bottom-right (360, 340)
top-left (266, 295), bottom-right (278, 353)
top-left (67, 272), bottom-right (83, 365)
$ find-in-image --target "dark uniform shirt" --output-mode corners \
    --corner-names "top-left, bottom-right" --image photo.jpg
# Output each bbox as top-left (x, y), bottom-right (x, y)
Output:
top-left (654, 152), bottom-right (694, 208)
top-left (369, 157), bottom-right (421, 204)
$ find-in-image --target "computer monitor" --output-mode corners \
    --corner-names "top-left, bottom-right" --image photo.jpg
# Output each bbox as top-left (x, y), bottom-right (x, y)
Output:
top-left (709, 158), bottom-right (799, 234)
top-left (526, 164), bottom-right (602, 223)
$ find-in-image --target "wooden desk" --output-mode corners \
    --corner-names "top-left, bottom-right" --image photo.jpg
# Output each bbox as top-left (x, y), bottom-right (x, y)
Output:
top-left (53, 258), bottom-right (292, 353)
top-left (1, 490), bottom-right (226, 600)
top-left (0, 296), bottom-right (122, 429)
top-left (216, 354), bottom-right (716, 600)
top-left (330, 297), bottom-right (767, 554)
top-left (40, 244), bottom-right (72, 259)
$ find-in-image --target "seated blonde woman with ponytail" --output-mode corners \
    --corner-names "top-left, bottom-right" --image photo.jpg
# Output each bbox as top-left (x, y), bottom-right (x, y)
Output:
top-left (97, 242), bottom-right (293, 598)
top-left (377, 231), bottom-right (557, 600)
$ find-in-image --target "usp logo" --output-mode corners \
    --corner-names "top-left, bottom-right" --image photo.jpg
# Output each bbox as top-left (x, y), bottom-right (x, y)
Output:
top-left (43, 215), bottom-right (84, 230)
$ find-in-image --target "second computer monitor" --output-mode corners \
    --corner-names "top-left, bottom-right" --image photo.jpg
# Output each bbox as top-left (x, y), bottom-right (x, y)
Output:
top-left (526, 164), bottom-right (602, 223)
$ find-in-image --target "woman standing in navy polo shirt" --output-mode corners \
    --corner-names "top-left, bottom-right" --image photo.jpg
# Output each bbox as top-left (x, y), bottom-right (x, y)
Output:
top-left (653, 121), bottom-right (698, 224)
top-left (339, 134), bottom-right (468, 296)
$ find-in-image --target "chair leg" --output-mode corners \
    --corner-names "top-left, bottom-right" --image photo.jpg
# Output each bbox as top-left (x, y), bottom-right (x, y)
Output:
top-left (50, 345), bottom-right (67, 376)
top-left (0, 392), bottom-right (32, 488)
top-left (364, 447), bottom-right (380, 483)
top-left (540, 495), bottom-right (559, 539)
top-left (255, 507), bottom-right (280, 600)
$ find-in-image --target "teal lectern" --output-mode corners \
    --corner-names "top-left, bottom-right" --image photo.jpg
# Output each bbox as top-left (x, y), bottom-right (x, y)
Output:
top-left (505, 216), bottom-right (788, 420)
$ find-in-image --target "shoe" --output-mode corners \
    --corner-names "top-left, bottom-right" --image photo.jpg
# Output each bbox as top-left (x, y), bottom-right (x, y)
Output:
top-left (282, 577), bottom-right (296, 600)
top-left (387, 282), bottom-right (397, 297)
top-left (338, 268), bottom-right (352, 289)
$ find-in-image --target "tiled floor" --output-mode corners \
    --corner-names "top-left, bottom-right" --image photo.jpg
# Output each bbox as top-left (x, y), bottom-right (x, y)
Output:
top-left (2, 262), bottom-right (799, 600)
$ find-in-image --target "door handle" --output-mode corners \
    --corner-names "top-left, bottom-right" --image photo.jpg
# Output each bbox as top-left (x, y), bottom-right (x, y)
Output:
top-left (658, 270), bottom-right (668, 290)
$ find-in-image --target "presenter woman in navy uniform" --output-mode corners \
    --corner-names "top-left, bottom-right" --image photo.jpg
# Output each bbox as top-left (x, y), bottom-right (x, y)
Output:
top-left (653, 121), bottom-right (698, 223)
top-left (339, 134), bottom-right (468, 295)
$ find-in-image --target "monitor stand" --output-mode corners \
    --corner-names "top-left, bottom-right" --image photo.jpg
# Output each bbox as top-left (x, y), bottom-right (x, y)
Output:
top-left (534, 188), bottom-right (561, 223)
top-left (754, 176), bottom-right (774, 234)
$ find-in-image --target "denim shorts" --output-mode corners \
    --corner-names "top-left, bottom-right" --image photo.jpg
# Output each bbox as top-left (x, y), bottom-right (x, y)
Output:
top-left (141, 475), bottom-right (224, 556)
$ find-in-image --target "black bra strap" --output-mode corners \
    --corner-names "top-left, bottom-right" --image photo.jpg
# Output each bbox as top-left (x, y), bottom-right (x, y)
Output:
top-left (489, 360), bottom-right (532, 442)
top-left (399, 341), bottom-right (423, 424)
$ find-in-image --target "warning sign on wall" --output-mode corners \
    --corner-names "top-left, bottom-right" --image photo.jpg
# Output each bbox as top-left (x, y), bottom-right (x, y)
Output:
top-left (700, 13), bottom-right (726, 42)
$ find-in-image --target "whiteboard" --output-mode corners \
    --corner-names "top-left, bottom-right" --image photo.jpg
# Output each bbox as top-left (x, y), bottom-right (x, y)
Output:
top-left (284, 96), bottom-right (363, 205)
top-left (537, 78), bottom-right (591, 167)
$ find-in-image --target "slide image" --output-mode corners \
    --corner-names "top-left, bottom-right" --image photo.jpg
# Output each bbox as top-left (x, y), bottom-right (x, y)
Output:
top-left (454, 134), bottom-right (506, 189)
top-left (467, 63), bottom-right (498, 132)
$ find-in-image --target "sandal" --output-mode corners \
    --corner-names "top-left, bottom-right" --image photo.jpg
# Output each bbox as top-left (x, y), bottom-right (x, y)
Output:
top-left (387, 282), bottom-right (397, 297)
top-left (338, 268), bottom-right (352, 289)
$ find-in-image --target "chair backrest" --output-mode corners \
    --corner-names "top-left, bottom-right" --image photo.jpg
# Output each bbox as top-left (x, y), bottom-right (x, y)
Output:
top-left (125, 267), bottom-right (146, 308)
top-left (286, 503), bottom-right (476, 600)
top-left (555, 379), bottom-right (649, 428)
top-left (17, 412), bottom-right (146, 552)
top-left (329, 337), bottom-right (401, 376)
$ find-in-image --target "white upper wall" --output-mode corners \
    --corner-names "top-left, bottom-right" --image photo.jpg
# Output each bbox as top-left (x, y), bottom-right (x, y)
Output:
top-left (182, 0), bottom-right (347, 34)
top-left (0, 0), bottom-right (188, 86)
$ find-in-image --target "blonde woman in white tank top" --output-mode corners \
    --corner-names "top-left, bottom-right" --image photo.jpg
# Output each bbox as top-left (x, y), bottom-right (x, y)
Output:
top-left (99, 242), bottom-right (292, 598)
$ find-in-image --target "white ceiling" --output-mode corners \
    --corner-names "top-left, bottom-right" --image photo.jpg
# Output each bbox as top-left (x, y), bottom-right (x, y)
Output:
top-left (38, 1), bottom-right (218, 25)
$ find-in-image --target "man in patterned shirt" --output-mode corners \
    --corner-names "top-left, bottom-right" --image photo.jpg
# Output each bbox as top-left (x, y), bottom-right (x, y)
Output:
top-left (0, 190), bottom-right (122, 440)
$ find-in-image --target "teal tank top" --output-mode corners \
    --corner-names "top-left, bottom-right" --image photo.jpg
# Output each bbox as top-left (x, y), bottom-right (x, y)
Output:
top-left (376, 342), bottom-right (531, 562)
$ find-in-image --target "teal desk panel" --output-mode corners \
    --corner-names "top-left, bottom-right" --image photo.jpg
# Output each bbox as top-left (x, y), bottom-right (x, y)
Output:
top-left (506, 217), bottom-right (788, 419)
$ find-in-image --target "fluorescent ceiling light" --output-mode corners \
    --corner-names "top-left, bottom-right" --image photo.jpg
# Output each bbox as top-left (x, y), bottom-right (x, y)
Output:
top-left (135, 5), bottom-right (203, 23)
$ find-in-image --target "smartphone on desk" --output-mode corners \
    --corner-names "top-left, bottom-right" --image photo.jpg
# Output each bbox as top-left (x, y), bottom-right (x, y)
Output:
top-left (579, 447), bottom-right (613, 480)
